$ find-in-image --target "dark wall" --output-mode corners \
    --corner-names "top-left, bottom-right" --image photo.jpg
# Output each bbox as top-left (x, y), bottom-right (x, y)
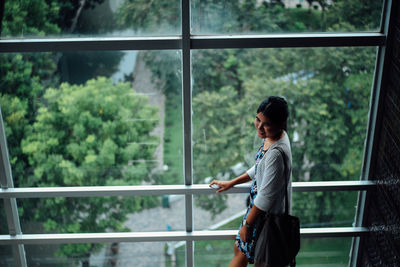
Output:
top-left (358, 2), bottom-right (400, 266)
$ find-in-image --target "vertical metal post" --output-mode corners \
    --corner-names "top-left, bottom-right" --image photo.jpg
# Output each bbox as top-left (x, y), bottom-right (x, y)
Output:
top-left (181, 0), bottom-right (194, 266)
top-left (0, 107), bottom-right (27, 267)
top-left (349, 0), bottom-right (393, 266)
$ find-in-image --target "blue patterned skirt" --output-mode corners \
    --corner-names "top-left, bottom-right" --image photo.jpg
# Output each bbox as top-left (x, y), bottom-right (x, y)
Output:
top-left (235, 180), bottom-right (263, 264)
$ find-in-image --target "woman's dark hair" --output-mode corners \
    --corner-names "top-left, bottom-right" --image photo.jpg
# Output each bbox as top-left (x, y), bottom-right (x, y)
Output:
top-left (257, 96), bottom-right (289, 130)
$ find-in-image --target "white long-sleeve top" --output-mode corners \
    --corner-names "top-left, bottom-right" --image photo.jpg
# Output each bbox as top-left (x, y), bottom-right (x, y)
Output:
top-left (246, 131), bottom-right (292, 214)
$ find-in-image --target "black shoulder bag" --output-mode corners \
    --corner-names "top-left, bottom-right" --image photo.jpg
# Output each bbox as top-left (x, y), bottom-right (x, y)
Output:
top-left (254, 147), bottom-right (300, 267)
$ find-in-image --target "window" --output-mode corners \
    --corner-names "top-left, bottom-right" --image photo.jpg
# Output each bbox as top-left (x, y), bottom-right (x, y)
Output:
top-left (0, 0), bottom-right (390, 266)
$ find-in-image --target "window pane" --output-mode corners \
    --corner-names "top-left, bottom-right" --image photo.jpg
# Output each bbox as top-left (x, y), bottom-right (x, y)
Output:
top-left (191, 0), bottom-right (384, 34)
top-left (24, 242), bottom-right (173, 266)
top-left (0, 246), bottom-right (13, 267)
top-left (0, 201), bottom-right (7, 234)
top-left (18, 196), bottom-right (185, 234)
top-left (193, 193), bottom-right (247, 231)
top-left (297, 238), bottom-right (351, 266)
top-left (192, 47), bottom-right (376, 185)
top-left (2, 0), bottom-right (180, 38)
top-left (193, 191), bottom-right (357, 230)
top-left (1, 50), bottom-right (182, 188)
top-left (189, 238), bottom-right (351, 266)
top-left (294, 191), bottom-right (358, 228)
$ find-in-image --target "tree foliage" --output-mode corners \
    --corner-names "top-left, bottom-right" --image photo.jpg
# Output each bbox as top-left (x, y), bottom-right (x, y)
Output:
top-left (117, 0), bottom-right (381, 224)
top-left (0, 0), bottom-right (156, 263)
top-left (21, 77), bottom-right (159, 258)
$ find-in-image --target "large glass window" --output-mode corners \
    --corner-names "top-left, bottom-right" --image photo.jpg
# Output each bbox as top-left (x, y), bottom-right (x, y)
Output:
top-left (0, 0), bottom-right (387, 266)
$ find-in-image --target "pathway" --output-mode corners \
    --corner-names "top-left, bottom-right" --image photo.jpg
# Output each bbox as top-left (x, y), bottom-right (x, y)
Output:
top-left (116, 193), bottom-right (247, 267)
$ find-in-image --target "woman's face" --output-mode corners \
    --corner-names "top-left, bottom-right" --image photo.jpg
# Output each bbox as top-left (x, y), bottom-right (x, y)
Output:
top-left (254, 112), bottom-right (281, 139)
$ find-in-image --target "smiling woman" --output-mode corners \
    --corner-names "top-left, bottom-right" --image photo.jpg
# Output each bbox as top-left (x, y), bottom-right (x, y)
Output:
top-left (254, 96), bottom-right (289, 142)
top-left (209, 96), bottom-right (292, 266)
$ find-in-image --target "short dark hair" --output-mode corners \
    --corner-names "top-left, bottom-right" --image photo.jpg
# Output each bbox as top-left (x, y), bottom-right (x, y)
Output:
top-left (257, 96), bottom-right (289, 130)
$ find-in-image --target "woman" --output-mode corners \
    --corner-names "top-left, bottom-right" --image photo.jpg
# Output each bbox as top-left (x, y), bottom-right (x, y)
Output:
top-left (209, 96), bottom-right (292, 267)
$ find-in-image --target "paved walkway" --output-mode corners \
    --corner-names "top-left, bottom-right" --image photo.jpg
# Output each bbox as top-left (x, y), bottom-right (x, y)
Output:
top-left (116, 193), bottom-right (247, 267)
top-left (131, 52), bottom-right (165, 173)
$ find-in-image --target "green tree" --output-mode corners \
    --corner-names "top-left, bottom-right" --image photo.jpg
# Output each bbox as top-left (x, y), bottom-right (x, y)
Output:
top-left (0, 0), bottom-right (124, 237)
top-left (20, 77), bottom-right (159, 263)
top-left (0, 0), bottom-right (114, 187)
top-left (0, 0), bottom-right (168, 264)
top-left (0, 0), bottom-right (106, 37)
top-left (117, 0), bottom-right (180, 34)
top-left (238, 56), bottom-right (371, 225)
top-left (192, 86), bottom-right (250, 214)
top-left (326, 0), bottom-right (383, 31)
top-left (116, 0), bottom-right (380, 225)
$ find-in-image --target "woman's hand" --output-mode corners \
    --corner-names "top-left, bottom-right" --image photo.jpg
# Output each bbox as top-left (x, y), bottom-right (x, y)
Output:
top-left (209, 180), bottom-right (233, 193)
top-left (240, 225), bottom-right (250, 243)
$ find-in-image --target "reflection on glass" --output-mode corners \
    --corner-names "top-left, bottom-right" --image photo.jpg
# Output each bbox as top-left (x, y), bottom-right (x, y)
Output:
top-left (188, 238), bottom-right (351, 267)
top-left (24, 242), bottom-right (173, 267)
top-left (1, 0), bottom-right (181, 38)
top-left (191, 0), bottom-right (383, 34)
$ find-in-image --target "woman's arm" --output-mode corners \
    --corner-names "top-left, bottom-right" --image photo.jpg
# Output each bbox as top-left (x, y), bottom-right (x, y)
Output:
top-left (241, 149), bottom-right (286, 242)
top-left (209, 172), bottom-right (252, 193)
top-left (240, 204), bottom-right (263, 242)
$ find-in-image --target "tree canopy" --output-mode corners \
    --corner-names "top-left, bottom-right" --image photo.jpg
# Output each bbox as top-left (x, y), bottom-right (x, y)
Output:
top-left (21, 77), bottom-right (159, 259)
top-left (117, 0), bottom-right (381, 225)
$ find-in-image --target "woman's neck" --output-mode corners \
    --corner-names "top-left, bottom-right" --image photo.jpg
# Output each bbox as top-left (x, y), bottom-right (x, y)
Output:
top-left (263, 131), bottom-right (284, 150)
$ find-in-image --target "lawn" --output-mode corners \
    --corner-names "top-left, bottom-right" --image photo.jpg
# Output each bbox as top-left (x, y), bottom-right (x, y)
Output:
top-left (162, 92), bottom-right (184, 185)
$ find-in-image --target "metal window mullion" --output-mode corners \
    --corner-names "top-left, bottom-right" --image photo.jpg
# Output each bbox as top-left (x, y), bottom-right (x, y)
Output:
top-left (350, 0), bottom-right (394, 266)
top-left (191, 33), bottom-right (384, 49)
top-left (0, 108), bottom-right (27, 266)
top-left (182, 0), bottom-right (194, 266)
top-left (0, 33), bottom-right (384, 53)
top-left (0, 227), bottom-right (370, 245)
top-left (0, 181), bottom-right (377, 198)
top-left (0, 37), bottom-right (181, 52)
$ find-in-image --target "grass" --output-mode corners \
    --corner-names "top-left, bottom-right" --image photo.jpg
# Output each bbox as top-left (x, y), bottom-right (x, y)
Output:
top-left (162, 92), bottom-right (184, 185)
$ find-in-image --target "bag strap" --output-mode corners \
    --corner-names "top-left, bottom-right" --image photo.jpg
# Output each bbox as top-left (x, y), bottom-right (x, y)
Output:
top-left (274, 147), bottom-right (289, 215)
